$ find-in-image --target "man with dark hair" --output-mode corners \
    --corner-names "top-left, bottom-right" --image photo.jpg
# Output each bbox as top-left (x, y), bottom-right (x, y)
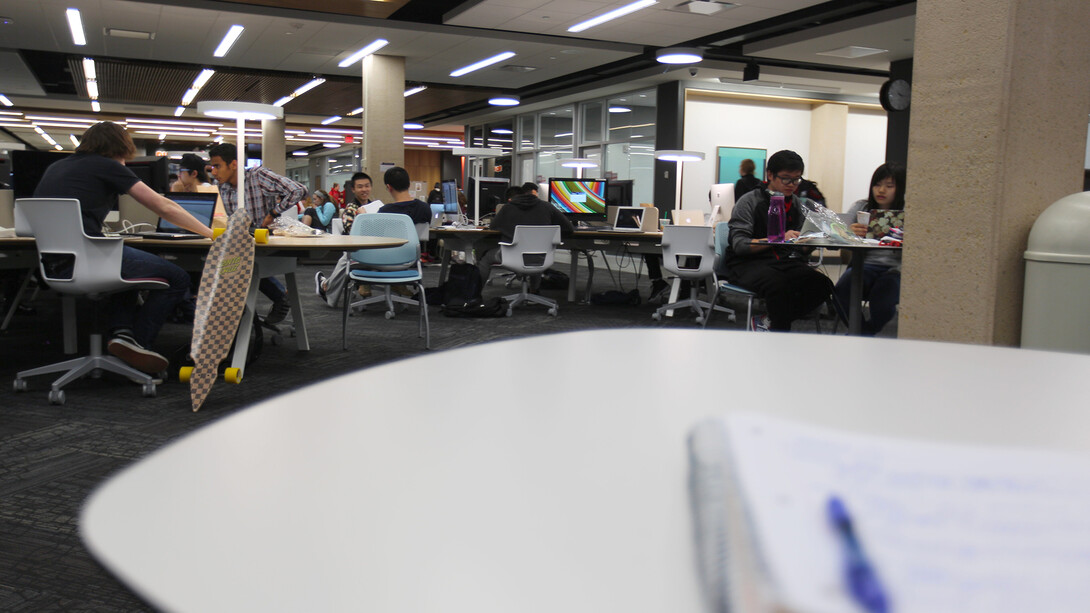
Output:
top-left (315, 171), bottom-right (374, 307)
top-left (721, 149), bottom-right (833, 332)
top-left (207, 142), bottom-right (307, 323)
top-left (34, 121), bottom-right (213, 372)
top-left (377, 166), bottom-right (431, 223)
top-left (521, 182), bottom-right (540, 197)
top-left (734, 158), bottom-right (763, 200)
top-left (340, 172), bottom-right (373, 234)
top-left (475, 184), bottom-right (573, 285)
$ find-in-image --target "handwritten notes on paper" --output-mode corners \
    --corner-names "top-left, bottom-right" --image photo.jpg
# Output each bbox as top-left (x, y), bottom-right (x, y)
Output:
top-left (723, 413), bottom-right (1090, 613)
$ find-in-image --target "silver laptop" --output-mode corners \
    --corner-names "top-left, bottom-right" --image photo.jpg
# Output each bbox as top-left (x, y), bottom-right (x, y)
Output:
top-left (137, 193), bottom-right (217, 239)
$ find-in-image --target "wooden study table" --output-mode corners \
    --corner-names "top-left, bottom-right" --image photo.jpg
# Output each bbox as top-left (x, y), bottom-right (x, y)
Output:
top-left (80, 329), bottom-right (1090, 612)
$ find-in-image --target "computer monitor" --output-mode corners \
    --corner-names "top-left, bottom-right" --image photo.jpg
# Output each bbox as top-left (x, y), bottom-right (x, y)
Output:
top-left (547, 178), bottom-right (607, 221)
top-left (709, 183), bottom-right (735, 224)
top-left (467, 177), bottom-right (509, 224)
top-left (127, 157), bottom-right (171, 194)
top-left (440, 179), bottom-right (459, 215)
top-left (606, 180), bottom-right (634, 208)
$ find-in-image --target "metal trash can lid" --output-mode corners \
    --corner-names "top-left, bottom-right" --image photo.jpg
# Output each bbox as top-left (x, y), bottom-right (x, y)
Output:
top-left (1024, 191), bottom-right (1090, 263)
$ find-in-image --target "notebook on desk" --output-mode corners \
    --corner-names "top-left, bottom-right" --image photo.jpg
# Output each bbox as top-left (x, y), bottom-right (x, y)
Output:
top-left (130, 193), bottom-right (217, 240)
top-left (866, 209), bottom-right (904, 239)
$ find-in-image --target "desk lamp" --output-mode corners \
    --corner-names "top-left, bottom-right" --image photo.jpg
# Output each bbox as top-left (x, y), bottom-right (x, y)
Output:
top-left (197, 101), bottom-right (283, 216)
top-left (654, 149), bottom-right (705, 214)
top-left (453, 147), bottom-right (504, 225)
top-left (559, 157), bottom-right (599, 179)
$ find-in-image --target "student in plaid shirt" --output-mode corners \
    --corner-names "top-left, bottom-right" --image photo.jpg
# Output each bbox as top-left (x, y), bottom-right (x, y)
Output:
top-left (208, 143), bottom-right (306, 324)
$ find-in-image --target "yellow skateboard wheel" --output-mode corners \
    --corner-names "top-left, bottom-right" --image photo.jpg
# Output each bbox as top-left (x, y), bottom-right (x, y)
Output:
top-left (212, 228), bottom-right (226, 239)
top-left (253, 229), bottom-right (269, 244)
top-left (224, 367), bottom-right (243, 384)
top-left (178, 366), bottom-right (193, 383)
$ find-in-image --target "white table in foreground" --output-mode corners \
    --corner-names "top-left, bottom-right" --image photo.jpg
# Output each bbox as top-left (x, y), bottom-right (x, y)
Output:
top-left (80, 330), bottom-right (1090, 612)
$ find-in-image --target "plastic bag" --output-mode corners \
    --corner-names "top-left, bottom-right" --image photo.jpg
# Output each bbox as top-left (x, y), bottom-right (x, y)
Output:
top-left (797, 203), bottom-right (864, 244)
top-left (269, 216), bottom-right (325, 237)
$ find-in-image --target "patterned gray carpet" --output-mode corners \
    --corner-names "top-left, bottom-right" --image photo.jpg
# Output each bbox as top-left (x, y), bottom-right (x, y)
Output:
top-left (0, 259), bottom-right (821, 610)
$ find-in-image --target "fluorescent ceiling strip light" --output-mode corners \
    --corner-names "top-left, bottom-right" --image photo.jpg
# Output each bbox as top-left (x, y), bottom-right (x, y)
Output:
top-left (28, 121), bottom-right (98, 129)
top-left (0, 110), bottom-right (21, 115)
top-left (126, 118), bottom-right (223, 127)
top-left (310, 127), bottom-right (362, 134)
top-left (293, 78), bottom-right (325, 96)
top-left (346, 107), bottom-right (364, 116)
top-left (174, 106), bottom-right (185, 116)
top-left (66, 8), bottom-right (87, 45)
top-left (403, 123), bottom-right (424, 130)
top-left (213, 25), bottom-right (244, 58)
top-left (82, 57), bottom-right (96, 80)
top-left (292, 151), bottom-right (308, 156)
top-left (338, 39), bottom-right (388, 68)
top-left (69, 134), bottom-right (80, 146)
top-left (568, 0), bottom-right (656, 33)
top-left (193, 69), bottom-right (215, 89)
top-left (85, 80), bottom-right (98, 100)
top-left (91, 101), bottom-right (101, 112)
top-left (403, 85), bottom-right (427, 97)
top-left (321, 115), bottom-right (342, 125)
top-left (133, 130), bottom-right (212, 137)
top-left (450, 52), bottom-right (515, 77)
top-left (25, 115), bottom-right (96, 123)
top-left (181, 88), bottom-right (199, 105)
top-left (158, 133), bottom-right (166, 140)
top-left (273, 96), bottom-right (292, 107)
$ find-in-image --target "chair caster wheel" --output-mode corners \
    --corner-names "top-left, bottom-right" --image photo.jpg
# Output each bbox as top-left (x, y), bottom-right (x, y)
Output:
top-left (696, 316), bottom-right (705, 325)
top-left (142, 383), bottom-right (157, 398)
top-left (548, 308), bottom-right (557, 316)
top-left (13, 378), bottom-right (28, 392)
top-left (48, 389), bottom-right (66, 405)
top-left (179, 366), bottom-right (193, 383)
top-left (652, 312), bottom-right (662, 321)
top-left (505, 309), bottom-right (513, 317)
top-left (384, 311), bottom-right (394, 320)
top-left (224, 367), bottom-right (243, 384)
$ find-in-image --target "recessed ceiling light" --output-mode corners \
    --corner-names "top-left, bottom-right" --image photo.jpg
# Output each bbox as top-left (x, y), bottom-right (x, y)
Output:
top-left (104, 27), bottom-right (154, 40)
top-left (568, 0), bottom-right (656, 33)
top-left (403, 85), bottom-right (427, 97)
top-left (488, 94), bottom-right (520, 106)
top-left (403, 122), bottom-right (424, 129)
top-left (491, 128), bottom-right (513, 134)
top-left (214, 25), bottom-right (245, 57)
top-left (655, 47), bottom-right (702, 65)
top-left (817, 45), bottom-right (887, 59)
top-left (66, 8), bottom-right (86, 46)
top-left (292, 150), bottom-right (308, 156)
top-left (609, 106), bottom-right (631, 113)
top-left (451, 52), bottom-right (516, 77)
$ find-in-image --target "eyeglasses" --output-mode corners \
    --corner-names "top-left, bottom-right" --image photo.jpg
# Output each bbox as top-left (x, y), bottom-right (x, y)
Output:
top-left (773, 175), bottom-right (802, 185)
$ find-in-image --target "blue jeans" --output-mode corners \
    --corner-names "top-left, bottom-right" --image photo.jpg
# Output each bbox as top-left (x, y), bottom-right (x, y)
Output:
top-left (112, 246), bottom-right (191, 348)
top-left (260, 277), bottom-right (286, 302)
top-left (834, 264), bottom-right (900, 335)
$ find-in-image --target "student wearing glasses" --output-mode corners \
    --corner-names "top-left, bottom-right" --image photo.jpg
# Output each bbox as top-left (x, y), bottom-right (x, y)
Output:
top-left (720, 149), bottom-right (833, 332)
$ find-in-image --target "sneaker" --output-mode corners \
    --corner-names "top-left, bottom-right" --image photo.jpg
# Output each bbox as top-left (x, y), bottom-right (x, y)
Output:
top-left (649, 279), bottom-right (670, 304)
top-left (750, 315), bottom-right (770, 332)
top-left (314, 271), bottom-right (327, 301)
top-left (392, 285), bottom-right (415, 298)
top-left (108, 334), bottom-right (168, 374)
top-left (357, 284), bottom-right (372, 298)
top-left (266, 298), bottom-right (291, 324)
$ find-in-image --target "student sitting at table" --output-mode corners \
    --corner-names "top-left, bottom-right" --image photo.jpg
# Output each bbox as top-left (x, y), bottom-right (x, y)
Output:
top-left (299, 189), bottom-right (336, 232)
top-left (720, 149), bottom-right (833, 332)
top-left (834, 162), bottom-right (906, 335)
top-left (476, 185), bottom-right (574, 286)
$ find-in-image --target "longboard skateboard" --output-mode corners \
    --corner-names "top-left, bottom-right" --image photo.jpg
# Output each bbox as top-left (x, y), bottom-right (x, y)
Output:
top-left (180, 208), bottom-right (266, 411)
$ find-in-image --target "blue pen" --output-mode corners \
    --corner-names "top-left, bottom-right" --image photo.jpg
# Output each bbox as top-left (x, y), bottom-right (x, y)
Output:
top-left (827, 496), bottom-right (889, 613)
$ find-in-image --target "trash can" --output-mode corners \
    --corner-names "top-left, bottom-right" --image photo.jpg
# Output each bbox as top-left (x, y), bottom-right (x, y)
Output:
top-left (1022, 191), bottom-right (1090, 352)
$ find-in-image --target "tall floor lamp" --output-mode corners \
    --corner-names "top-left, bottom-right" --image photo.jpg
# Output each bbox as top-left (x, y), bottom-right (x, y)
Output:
top-left (559, 157), bottom-right (599, 179)
top-left (197, 101), bottom-right (283, 220)
top-left (654, 150), bottom-right (705, 216)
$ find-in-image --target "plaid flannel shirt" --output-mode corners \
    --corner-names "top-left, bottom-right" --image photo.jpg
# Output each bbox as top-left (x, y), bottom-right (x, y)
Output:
top-left (218, 166), bottom-right (307, 223)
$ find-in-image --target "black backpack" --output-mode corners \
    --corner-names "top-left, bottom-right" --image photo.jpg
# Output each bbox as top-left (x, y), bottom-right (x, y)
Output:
top-left (425, 263), bottom-right (483, 307)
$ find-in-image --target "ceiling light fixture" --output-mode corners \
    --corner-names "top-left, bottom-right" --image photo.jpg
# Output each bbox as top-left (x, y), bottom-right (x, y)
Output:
top-left (608, 106), bottom-right (631, 113)
top-left (491, 128), bottom-right (513, 134)
top-left (654, 149), bottom-right (704, 162)
top-left (451, 52), bottom-right (516, 77)
top-left (338, 38), bottom-right (388, 68)
top-left (66, 8), bottom-right (86, 46)
top-left (292, 150), bottom-right (308, 156)
top-left (655, 47), bottom-right (703, 64)
top-left (321, 115), bottom-right (342, 125)
top-left (568, 0), bottom-right (656, 33)
top-left (91, 100), bottom-right (100, 112)
top-left (488, 94), bottom-right (520, 106)
top-left (346, 107), bottom-right (364, 116)
top-left (213, 25), bottom-right (244, 57)
top-left (174, 106), bottom-right (185, 117)
top-left (403, 85), bottom-right (427, 97)
top-left (104, 27), bottom-right (154, 40)
top-left (0, 94), bottom-right (12, 107)
top-left (85, 79), bottom-right (99, 100)
top-left (273, 78), bottom-right (326, 107)
top-left (69, 134), bottom-right (80, 146)
top-left (403, 122), bottom-right (423, 129)
top-left (82, 57), bottom-right (96, 80)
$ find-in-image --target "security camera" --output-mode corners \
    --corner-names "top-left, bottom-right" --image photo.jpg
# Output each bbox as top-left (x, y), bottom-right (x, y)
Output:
top-left (688, 67), bottom-right (699, 77)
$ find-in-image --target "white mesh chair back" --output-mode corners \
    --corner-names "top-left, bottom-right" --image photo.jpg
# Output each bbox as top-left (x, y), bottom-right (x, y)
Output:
top-left (661, 225), bottom-right (716, 280)
top-left (349, 213), bottom-right (420, 268)
top-left (499, 225), bottom-right (560, 275)
top-left (415, 222), bottom-right (430, 242)
top-left (16, 198), bottom-right (158, 296)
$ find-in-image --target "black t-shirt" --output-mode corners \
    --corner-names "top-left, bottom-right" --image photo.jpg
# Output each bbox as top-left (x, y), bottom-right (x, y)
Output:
top-left (378, 199), bottom-right (432, 225)
top-left (34, 153), bottom-right (141, 236)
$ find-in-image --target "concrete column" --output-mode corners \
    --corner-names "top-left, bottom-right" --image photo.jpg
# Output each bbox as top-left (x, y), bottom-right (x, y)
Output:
top-left (898, 0), bottom-right (1090, 346)
top-left (360, 54), bottom-right (405, 199)
top-left (261, 118), bottom-right (286, 175)
top-left (808, 103), bottom-right (847, 212)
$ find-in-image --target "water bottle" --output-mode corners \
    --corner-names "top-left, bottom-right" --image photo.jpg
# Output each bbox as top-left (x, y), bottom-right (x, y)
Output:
top-left (767, 191), bottom-right (786, 242)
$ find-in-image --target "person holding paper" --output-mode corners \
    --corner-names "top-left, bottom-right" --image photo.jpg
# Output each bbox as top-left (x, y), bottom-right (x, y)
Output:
top-left (834, 162), bottom-right (906, 335)
top-left (315, 172), bottom-right (374, 306)
top-left (720, 150), bottom-right (832, 332)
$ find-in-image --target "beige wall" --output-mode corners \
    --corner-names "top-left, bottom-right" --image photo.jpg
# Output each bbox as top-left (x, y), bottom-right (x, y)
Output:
top-left (808, 103), bottom-right (847, 214)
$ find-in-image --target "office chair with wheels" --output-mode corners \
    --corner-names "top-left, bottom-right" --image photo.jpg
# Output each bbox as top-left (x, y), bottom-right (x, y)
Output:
top-left (652, 225), bottom-right (731, 327)
top-left (713, 222), bottom-right (757, 330)
top-left (342, 213), bottom-right (429, 349)
top-left (12, 198), bottom-right (167, 405)
top-left (499, 225), bottom-right (561, 317)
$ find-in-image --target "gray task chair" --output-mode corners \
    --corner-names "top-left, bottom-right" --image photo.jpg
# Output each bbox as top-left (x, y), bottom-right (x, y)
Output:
top-left (499, 225), bottom-right (561, 317)
top-left (652, 225), bottom-right (733, 327)
top-left (713, 221), bottom-right (757, 330)
top-left (13, 198), bottom-right (167, 405)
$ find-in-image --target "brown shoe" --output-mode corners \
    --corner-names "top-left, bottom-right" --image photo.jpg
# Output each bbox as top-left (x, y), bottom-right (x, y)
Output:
top-left (108, 335), bottom-right (168, 374)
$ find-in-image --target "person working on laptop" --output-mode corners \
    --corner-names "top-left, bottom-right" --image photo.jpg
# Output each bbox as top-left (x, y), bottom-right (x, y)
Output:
top-left (170, 153), bottom-right (215, 193)
top-left (33, 121), bottom-right (213, 373)
top-left (834, 162), bottom-right (906, 335)
top-left (207, 142), bottom-right (306, 324)
top-left (475, 184), bottom-right (573, 286)
top-left (720, 149), bottom-right (833, 332)
top-left (314, 172), bottom-right (373, 307)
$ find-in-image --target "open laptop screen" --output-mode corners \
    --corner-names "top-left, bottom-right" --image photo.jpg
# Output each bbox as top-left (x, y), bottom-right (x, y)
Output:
top-left (158, 193), bottom-right (217, 233)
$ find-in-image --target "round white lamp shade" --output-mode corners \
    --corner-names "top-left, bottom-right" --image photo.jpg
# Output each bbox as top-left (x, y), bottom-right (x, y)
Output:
top-left (560, 158), bottom-right (599, 169)
top-left (197, 101), bottom-right (282, 121)
top-left (654, 150), bottom-right (705, 162)
top-left (655, 47), bottom-right (703, 65)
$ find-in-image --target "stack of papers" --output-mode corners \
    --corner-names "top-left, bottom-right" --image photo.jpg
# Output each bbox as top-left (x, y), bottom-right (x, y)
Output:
top-left (688, 413), bottom-right (1090, 613)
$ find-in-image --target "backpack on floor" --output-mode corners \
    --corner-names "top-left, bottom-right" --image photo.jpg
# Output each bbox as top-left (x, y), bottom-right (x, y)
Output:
top-left (426, 263), bottom-right (483, 306)
top-left (441, 296), bottom-right (508, 318)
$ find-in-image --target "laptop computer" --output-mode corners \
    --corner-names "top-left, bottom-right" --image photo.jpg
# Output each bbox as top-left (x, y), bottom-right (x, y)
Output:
top-left (866, 209), bottom-right (905, 239)
top-left (138, 193), bottom-right (218, 239)
top-left (671, 209), bottom-right (705, 226)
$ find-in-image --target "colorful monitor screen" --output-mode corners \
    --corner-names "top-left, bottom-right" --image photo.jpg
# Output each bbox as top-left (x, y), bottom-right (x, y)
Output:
top-left (548, 179), bottom-right (607, 217)
top-left (441, 179), bottom-right (459, 214)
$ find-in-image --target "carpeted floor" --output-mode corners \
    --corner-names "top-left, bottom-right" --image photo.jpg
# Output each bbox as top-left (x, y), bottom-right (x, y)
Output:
top-left (0, 257), bottom-right (842, 610)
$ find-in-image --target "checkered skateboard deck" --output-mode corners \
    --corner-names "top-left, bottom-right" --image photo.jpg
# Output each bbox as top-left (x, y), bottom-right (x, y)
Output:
top-left (186, 208), bottom-right (256, 411)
